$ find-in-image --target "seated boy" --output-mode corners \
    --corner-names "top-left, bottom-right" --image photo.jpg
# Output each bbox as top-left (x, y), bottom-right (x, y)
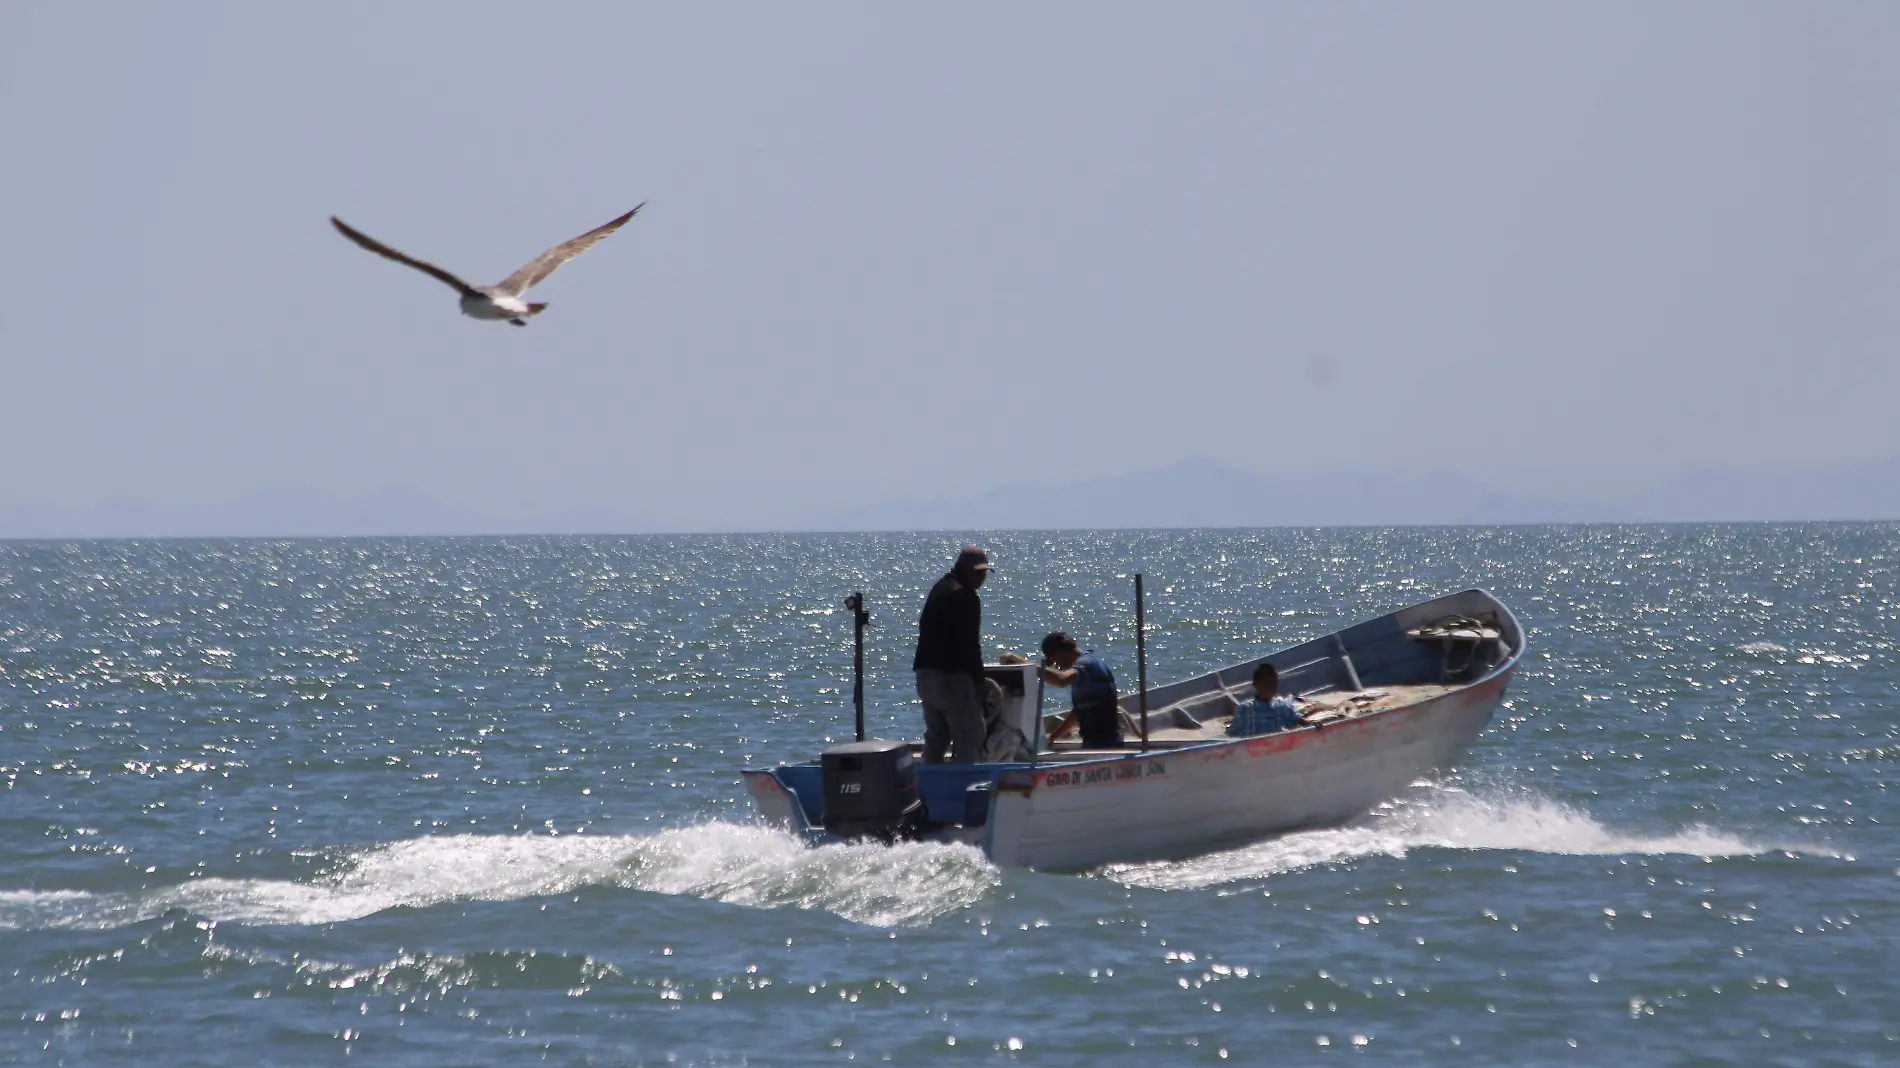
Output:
top-left (1227, 662), bottom-right (1309, 737)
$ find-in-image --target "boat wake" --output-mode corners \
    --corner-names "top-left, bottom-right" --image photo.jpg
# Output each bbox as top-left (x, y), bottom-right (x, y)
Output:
top-left (1104, 782), bottom-right (1824, 891)
top-left (0, 823), bottom-right (997, 933)
top-left (2, 789), bottom-right (1829, 930)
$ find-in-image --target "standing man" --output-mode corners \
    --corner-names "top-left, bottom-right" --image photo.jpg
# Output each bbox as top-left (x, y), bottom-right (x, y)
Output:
top-left (913, 545), bottom-right (993, 764)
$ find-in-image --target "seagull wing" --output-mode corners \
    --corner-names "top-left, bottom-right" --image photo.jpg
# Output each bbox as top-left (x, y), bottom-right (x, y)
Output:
top-left (330, 217), bottom-right (480, 296)
top-left (494, 204), bottom-right (644, 297)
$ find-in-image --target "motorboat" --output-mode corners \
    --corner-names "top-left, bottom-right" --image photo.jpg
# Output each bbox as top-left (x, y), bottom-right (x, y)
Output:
top-left (743, 586), bottom-right (1524, 871)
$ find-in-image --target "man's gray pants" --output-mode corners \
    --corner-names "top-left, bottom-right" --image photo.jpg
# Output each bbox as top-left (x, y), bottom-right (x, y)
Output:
top-left (915, 669), bottom-right (987, 764)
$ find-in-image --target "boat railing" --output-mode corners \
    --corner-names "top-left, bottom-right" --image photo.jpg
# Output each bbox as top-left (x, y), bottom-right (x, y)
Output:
top-left (1276, 652), bottom-right (1348, 697)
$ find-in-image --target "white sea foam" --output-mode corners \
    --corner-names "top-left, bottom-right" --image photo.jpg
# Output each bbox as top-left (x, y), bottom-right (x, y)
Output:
top-left (611, 822), bottom-right (996, 926)
top-left (0, 795), bottom-right (1823, 928)
top-left (1735, 641), bottom-right (1789, 655)
top-left (0, 824), bottom-right (998, 933)
top-left (1105, 785), bottom-right (1807, 891)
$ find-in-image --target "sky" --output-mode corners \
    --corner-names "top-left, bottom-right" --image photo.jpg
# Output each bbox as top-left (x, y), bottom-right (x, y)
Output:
top-left (2, 2), bottom-right (1896, 529)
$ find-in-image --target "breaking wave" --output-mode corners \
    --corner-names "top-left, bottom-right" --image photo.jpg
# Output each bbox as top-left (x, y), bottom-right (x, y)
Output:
top-left (0, 823), bottom-right (997, 932)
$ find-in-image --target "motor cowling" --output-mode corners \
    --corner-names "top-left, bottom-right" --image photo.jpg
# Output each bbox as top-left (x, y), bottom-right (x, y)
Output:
top-left (820, 739), bottom-right (923, 841)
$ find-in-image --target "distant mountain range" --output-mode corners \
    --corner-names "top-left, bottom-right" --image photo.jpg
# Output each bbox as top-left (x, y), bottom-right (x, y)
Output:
top-left (3, 454), bottom-right (1896, 539)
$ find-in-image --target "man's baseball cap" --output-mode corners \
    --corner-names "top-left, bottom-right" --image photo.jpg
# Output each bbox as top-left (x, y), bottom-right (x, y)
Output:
top-left (955, 545), bottom-right (994, 571)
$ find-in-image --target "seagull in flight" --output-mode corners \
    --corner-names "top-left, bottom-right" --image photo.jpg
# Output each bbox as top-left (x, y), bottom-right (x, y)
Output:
top-left (330, 204), bottom-right (644, 326)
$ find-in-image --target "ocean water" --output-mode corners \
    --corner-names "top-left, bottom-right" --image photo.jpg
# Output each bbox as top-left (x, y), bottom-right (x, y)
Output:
top-left (1, 525), bottom-right (1894, 1065)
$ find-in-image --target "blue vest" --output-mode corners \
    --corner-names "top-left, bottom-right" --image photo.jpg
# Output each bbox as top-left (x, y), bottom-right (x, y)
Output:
top-left (1072, 650), bottom-right (1117, 707)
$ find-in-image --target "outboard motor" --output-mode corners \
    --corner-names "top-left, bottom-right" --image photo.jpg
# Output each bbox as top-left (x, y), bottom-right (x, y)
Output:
top-left (820, 739), bottom-right (923, 841)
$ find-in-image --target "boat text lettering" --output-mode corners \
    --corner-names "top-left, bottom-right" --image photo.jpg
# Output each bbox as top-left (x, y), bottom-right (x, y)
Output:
top-left (1041, 760), bottom-right (1168, 788)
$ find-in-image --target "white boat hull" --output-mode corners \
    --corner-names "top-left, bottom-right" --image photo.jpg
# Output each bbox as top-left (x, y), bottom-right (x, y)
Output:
top-left (982, 670), bottom-right (1509, 870)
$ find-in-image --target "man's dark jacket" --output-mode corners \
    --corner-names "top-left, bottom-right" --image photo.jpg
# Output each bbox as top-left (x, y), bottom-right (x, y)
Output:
top-left (912, 572), bottom-right (982, 676)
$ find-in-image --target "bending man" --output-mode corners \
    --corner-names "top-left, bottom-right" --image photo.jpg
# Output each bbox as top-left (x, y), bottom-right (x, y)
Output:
top-left (1040, 631), bottom-right (1123, 749)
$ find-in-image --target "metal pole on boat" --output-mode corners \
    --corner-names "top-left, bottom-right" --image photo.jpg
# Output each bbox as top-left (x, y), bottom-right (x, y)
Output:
top-left (1135, 573), bottom-right (1149, 752)
top-left (1031, 662), bottom-right (1045, 764)
top-left (845, 591), bottom-right (870, 742)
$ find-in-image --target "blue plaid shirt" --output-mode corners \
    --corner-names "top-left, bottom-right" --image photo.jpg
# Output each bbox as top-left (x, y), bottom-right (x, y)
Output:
top-left (1228, 695), bottom-right (1304, 737)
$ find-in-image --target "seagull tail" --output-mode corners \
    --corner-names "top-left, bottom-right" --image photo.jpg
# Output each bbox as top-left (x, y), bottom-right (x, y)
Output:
top-left (526, 302), bottom-right (549, 317)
